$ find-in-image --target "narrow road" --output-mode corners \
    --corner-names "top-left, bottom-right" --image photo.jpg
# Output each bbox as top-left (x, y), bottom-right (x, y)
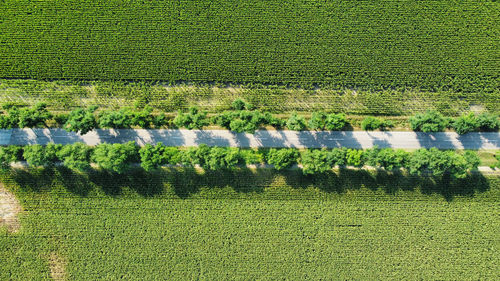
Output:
top-left (1, 129), bottom-right (499, 149)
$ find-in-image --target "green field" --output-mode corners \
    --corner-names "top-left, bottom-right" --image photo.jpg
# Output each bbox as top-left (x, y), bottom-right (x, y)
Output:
top-left (1, 0), bottom-right (499, 92)
top-left (1, 168), bottom-right (499, 280)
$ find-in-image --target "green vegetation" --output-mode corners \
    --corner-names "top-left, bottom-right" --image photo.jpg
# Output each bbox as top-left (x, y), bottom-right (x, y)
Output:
top-left (1, 167), bottom-right (499, 280)
top-left (409, 110), bottom-right (451, 133)
top-left (361, 116), bottom-right (394, 131)
top-left (1, 1), bottom-right (498, 93)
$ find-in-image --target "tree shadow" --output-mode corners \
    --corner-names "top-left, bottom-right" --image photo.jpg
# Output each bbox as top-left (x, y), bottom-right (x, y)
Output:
top-left (54, 166), bottom-right (93, 196)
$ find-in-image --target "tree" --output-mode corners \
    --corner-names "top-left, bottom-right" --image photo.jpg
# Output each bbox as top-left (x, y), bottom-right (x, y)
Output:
top-left (98, 108), bottom-right (133, 129)
top-left (409, 110), bottom-right (449, 132)
top-left (327, 148), bottom-right (348, 166)
top-left (92, 141), bottom-right (138, 173)
top-left (346, 149), bottom-right (364, 167)
top-left (477, 112), bottom-right (499, 131)
top-left (324, 113), bottom-right (347, 131)
top-left (365, 147), bottom-right (408, 170)
top-left (308, 111), bottom-right (327, 130)
top-left (407, 148), bottom-right (471, 179)
top-left (463, 150), bottom-right (480, 171)
top-left (139, 143), bottom-right (168, 171)
top-left (266, 148), bottom-right (298, 170)
top-left (173, 106), bottom-right (208, 129)
top-left (23, 144), bottom-right (62, 167)
top-left (56, 143), bottom-right (93, 171)
top-left (453, 113), bottom-right (478, 134)
top-left (64, 106), bottom-right (98, 134)
top-left (232, 98), bottom-right (252, 111)
top-left (300, 149), bottom-right (332, 175)
top-left (130, 105), bottom-right (154, 128)
top-left (286, 112), bottom-right (306, 131)
top-left (0, 146), bottom-right (22, 169)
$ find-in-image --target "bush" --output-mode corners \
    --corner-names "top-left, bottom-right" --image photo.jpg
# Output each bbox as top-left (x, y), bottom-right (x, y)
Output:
top-left (463, 151), bottom-right (480, 171)
top-left (346, 149), bottom-right (364, 167)
top-left (1, 103), bottom-right (53, 128)
top-left (300, 149), bottom-right (332, 175)
top-left (286, 112), bottom-right (306, 131)
top-left (232, 99), bottom-right (252, 111)
top-left (23, 144), bottom-right (62, 167)
top-left (204, 147), bottom-right (241, 170)
top-left (266, 148), bottom-right (299, 170)
top-left (0, 146), bottom-right (22, 168)
top-left (407, 148), bottom-right (473, 179)
top-left (173, 107), bottom-right (209, 129)
top-left (308, 111), bottom-right (327, 130)
top-left (64, 106), bottom-right (98, 134)
top-left (239, 149), bottom-right (264, 164)
top-left (139, 143), bottom-right (168, 171)
top-left (98, 108), bottom-right (133, 129)
top-left (409, 110), bottom-right (449, 132)
top-left (477, 112), bottom-right (499, 131)
top-left (327, 148), bottom-right (348, 166)
top-left (92, 141), bottom-right (138, 173)
top-left (56, 143), bottom-right (93, 171)
top-left (453, 113), bottom-right (478, 134)
top-left (361, 116), bottom-right (393, 131)
top-left (364, 147), bottom-right (409, 170)
top-left (324, 113), bottom-right (347, 131)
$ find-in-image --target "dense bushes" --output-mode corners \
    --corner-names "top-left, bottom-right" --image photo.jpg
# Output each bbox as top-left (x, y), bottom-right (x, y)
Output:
top-left (173, 107), bottom-right (209, 130)
top-left (64, 106), bottom-right (98, 134)
top-left (361, 117), bottom-right (394, 131)
top-left (0, 143), bottom-right (483, 178)
top-left (0, 103), bottom-right (52, 129)
top-left (409, 111), bottom-right (450, 133)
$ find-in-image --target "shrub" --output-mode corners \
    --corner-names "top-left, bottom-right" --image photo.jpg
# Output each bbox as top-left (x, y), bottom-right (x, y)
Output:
top-left (327, 148), bottom-right (348, 166)
top-left (139, 143), bottom-right (168, 171)
top-left (407, 148), bottom-right (471, 178)
top-left (308, 111), bottom-right (327, 130)
top-left (64, 106), bottom-right (98, 134)
top-left (266, 148), bottom-right (299, 170)
top-left (346, 149), bottom-right (364, 167)
top-left (477, 112), bottom-right (499, 131)
top-left (463, 151), bottom-right (480, 171)
top-left (300, 149), bottom-right (332, 175)
top-left (173, 106), bottom-right (209, 129)
top-left (2, 103), bottom-right (53, 128)
top-left (324, 113), bottom-right (347, 131)
top-left (129, 105), bottom-right (154, 128)
top-left (453, 113), bottom-right (478, 134)
top-left (239, 149), bottom-right (264, 164)
top-left (286, 112), bottom-right (306, 131)
top-left (56, 143), bottom-right (93, 171)
top-left (92, 141), bottom-right (138, 173)
top-left (0, 146), bottom-right (22, 168)
top-left (204, 147), bottom-right (241, 170)
top-left (232, 99), bottom-right (252, 111)
top-left (409, 110), bottom-right (449, 132)
top-left (23, 144), bottom-right (62, 167)
top-left (98, 108), bottom-right (133, 129)
top-left (361, 117), bottom-right (393, 131)
top-left (365, 147), bottom-right (409, 170)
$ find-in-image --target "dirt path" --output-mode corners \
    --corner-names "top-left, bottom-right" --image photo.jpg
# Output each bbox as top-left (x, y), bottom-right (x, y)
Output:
top-left (49, 252), bottom-right (67, 281)
top-left (0, 184), bottom-right (22, 233)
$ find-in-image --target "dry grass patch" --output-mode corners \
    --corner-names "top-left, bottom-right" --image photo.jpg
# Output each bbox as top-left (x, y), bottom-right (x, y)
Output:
top-left (0, 184), bottom-right (22, 233)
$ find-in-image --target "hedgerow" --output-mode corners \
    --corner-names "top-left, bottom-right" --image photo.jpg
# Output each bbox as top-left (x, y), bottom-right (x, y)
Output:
top-left (1, 1), bottom-right (498, 93)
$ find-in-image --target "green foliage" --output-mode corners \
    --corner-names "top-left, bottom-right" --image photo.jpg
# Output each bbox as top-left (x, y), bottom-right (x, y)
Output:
top-left (361, 116), bottom-right (394, 131)
top-left (23, 144), bottom-right (61, 167)
top-left (346, 149), bottom-right (365, 167)
top-left (463, 151), bottom-right (480, 171)
top-left (409, 111), bottom-right (450, 132)
top-left (327, 148), bottom-right (348, 166)
top-left (0, 103), bottom-right (53, 128)
top-left (324, 113), bottom-right (347, 131)
top-left (92, 142), bottom-right (138, 174)
top-left (266, 148), bottom-right (298, 170)
top-left (56, 143), bottom-right (93, 171)
top-left (239, 149), bottom-right (264, 164)
top-left (407, 148), bottom-right (477, 179)
top-left (364, 147), bottom-right (409, 170)
top-left (476, 112), bottom-right (500, 131)
top-left (231, 99), bottom-right (252, 111)
top-left (0, 146), bottom-right (22, 168)
top-left (308, 111), bottom-right (327, 130)
top-left (300, 149), bottom-right (332, 175)
top-left (204, 147), bottom-right (241, 170)
top-left (64, 106), bottom-right (98, 134)
top-left (139, 143), bottom-right (168, 171)
top-left (173, 107), bottom-right (209, 129)
top-left (286, 113), bottom-right (306, 131)
top-left (453, 113), bottom-right (479, 134)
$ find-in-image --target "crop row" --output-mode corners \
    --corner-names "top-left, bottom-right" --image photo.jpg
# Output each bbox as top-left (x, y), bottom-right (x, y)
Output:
top-left (1, 1), bottom-right (498, 92)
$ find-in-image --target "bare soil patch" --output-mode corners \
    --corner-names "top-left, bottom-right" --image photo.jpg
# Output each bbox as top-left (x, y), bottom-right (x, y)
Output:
top-left (49, 252), bottom-right (67, 281)
top-left (0, 184), bottom-right (22, 233)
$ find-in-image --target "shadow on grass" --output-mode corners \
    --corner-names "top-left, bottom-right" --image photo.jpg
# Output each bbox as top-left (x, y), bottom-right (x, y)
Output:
top-left (5, 167), bottom-right (492, 201)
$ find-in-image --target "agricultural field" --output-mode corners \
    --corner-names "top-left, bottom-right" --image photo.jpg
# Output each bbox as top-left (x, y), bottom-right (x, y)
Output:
top-left (1, 168), bottom-right (499, 280)
top-left (1, 1), bottom-right (499, 92)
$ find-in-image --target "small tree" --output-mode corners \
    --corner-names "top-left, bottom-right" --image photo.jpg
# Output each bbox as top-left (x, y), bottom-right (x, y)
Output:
top-left (324, 113), bottom-right (347, 131)
top-left (300, 149), bottom-right (332, 175)
top-left (286, 113), bottom-right (306, 131)
top-left (409, 110), bottom-right (449, 132)
top-left (92, 141), bottom-right (138, 174)
top-left (98, 108), bottom-right (133, 129)
top-left (453, 113), bottom-right (478, 134)
top-left (308, 111), bottom-right (327, 130)
top-left (266, 148), bottom-right (298, 170)
top-left (64, 106), bottom-right (98, 134)
top-left (327, 148), bottom-right (348, 166)
top-left (346, 149), bottom-right (364, 167)
top-left (232, 99), bottom-right (252, 111)
top-left (56, 143), bottom-right (93, 171)
top-left (0, 146), bottom-right (22, 169)
top-left (139, 143), bottom-right (168, 171)
top-left (477, 112), bottom-right (499, 131)
top-left (173, 107), bottom-right (208, 129)
top-left (23, 144), bottom-right (62, 167)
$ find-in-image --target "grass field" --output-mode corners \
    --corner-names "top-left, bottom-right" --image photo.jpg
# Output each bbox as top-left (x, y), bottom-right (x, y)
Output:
top-left (1, 168), bottom-right (499, 280)
top-left (1, 79), bottom-right (499, 116)
top-left (1, 1), bottom-right (499, 92)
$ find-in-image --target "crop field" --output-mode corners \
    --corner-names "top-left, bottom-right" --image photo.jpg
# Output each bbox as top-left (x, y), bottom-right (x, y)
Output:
top-left (1, 168), bottom-right (499, 280)
top-left (1, 0), bottom-right (499, 92)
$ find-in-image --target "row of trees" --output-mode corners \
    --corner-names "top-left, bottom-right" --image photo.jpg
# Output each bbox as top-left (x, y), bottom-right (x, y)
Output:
top-left (0, 101), bottom-right (498, 135)
top-left (0, 143), bottom-right (481, 178)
